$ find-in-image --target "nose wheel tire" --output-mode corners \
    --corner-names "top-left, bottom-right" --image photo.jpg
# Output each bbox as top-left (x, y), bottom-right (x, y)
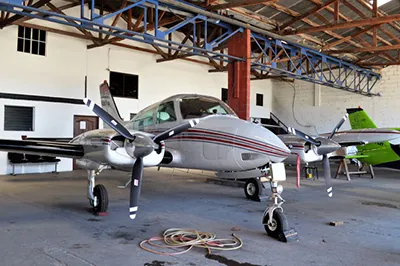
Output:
top-left (263, 209), bottom-right (288, 241)
top-left (244, 178), bottom-right (260, 201)
top-left (92, 184), bottom-right (109, 213)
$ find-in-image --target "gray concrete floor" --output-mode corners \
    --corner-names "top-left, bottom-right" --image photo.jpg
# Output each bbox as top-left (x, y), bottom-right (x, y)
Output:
top-left (0, 165), bottom-right (399, 266)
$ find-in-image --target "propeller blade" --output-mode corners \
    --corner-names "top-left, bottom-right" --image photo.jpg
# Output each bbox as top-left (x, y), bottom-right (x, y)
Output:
top-left (129, 157), bottom-right (143, 219)
top-left (152, 118), bottom-right (200, 144)
top-left (287, 127), bottom-right (320, 146)
top-left (83, 98), bottom-right (135, 140)
top-left (328, 113), bottom-right (349, 139)
top-left (322, 155), bottom-right (333, 198)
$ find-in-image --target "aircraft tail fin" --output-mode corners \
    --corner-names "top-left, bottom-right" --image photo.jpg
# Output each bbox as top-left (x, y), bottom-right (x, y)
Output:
top-left (346, 107), bottom-right (377, 129)
top-left (99, 81), bottom-right (124, 124)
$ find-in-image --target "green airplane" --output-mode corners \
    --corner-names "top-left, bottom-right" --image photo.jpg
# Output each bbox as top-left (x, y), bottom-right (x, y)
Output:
top-left (345, 107), bottom-right (400, 167)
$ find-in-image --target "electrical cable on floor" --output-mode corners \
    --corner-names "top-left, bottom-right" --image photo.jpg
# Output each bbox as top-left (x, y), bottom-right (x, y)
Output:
top-left (139, 228), bottom-right (243, 256)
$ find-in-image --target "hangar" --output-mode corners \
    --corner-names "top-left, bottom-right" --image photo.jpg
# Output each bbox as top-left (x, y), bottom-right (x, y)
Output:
top-left (0, 0), bottom-right (399, 265)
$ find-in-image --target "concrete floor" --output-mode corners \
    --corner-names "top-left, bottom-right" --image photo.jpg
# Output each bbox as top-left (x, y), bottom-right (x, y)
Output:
top-left (0, 165), bottom-right (399, 266)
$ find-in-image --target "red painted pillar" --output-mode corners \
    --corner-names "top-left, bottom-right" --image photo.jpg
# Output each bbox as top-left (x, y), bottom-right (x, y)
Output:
top-left (227, 28), bottom-right (251, 121)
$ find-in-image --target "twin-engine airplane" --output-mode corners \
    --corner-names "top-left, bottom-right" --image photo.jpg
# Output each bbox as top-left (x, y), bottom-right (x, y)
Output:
top-left (273, 114), bottom-right (400, 194)
top-left (0, 81), bottom-right (296, 240)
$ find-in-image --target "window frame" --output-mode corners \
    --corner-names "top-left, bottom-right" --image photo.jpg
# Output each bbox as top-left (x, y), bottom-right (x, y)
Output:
top-left (221, 88), bottom-right (228, 103)
top-left (4, 105), bottom-right (35, 131)
top-left (109, 71), bottom-right (139, 99)
top-left (256, 93), bottom-right (264, 107)
top-left (17, 25), bottom-right (46, 56)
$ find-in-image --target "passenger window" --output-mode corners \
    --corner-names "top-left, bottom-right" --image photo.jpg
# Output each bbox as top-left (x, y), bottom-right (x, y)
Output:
top-left (156, 101), bottom-right (176, 124)
top-left (132, 109), bottom-right (154, 129)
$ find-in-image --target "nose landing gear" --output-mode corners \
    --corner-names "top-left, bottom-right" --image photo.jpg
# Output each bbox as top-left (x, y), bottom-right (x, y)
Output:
top-left (261, 163), bottom-right (298, 242)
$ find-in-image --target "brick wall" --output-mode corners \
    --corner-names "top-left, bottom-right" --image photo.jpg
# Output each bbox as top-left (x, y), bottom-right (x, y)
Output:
top-left (271, 65), bottom-right (400, 135)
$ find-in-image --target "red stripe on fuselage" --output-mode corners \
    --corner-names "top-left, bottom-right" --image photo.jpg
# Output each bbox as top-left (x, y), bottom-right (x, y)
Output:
top-left (187, 128), bottom-right (289, 155)
top-left (175, 135), bottom-right (289, 158)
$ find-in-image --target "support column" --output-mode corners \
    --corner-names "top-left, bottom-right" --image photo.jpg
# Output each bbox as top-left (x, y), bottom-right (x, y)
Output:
top-left (228, 28), bottom-right (251, 120)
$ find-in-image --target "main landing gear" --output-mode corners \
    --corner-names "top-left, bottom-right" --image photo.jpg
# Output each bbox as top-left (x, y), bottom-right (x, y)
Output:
top-left (244, 177), bottom-right (269, 202)
top-left (261, 163), bottom-right (298, 243)
top-left (87, 169), bottom-right (109, 214)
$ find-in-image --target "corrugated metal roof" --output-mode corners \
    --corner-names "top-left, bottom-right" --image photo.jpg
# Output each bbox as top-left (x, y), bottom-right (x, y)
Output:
top-left (199, 0), bottom-right (400, 68)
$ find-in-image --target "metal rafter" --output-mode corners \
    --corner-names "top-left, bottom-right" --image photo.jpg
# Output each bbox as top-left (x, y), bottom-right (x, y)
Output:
top-left (326, 44), bottom-right (400, 54)
top-left (0, 0), bottom-right (49, 28)
top-left (266, 2), bottom-right (364, 55)
top-left (308, 0), bottom-right (396, 63)
top-left (283, 14), bottom-right (400, 35)
top-left (207, 0), bottom-right (277, 11)
top-left (355, 0), bottom-right (400, 32)
top-left (0, 0), bottom-right (382, 96)
top-left (339, 0), bottom-right (394, 46)
top-left (278, 0), bottom-right (338, 32)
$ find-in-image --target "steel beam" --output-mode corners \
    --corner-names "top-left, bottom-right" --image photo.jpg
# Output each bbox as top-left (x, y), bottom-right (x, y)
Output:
top-left (207, 0), bottom-right (277, 11)
top-left (250, 33), bottom-right (380, 96)
top-left (278, 0), bottom-right (338, 32)
top-left (0, 0), bottom-right (382, 96)
top-left (326, 44), bottom-right (400, 54)
top-left (284, 14), bottom-right (400, 35)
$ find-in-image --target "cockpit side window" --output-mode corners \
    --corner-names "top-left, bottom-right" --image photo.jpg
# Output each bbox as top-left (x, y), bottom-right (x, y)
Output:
top-left (156, 101), bottom-right (176, 124)
top-left (132, 109), bottom-right (154, 130)
top-left (179, 97), bottom-right (232, 119)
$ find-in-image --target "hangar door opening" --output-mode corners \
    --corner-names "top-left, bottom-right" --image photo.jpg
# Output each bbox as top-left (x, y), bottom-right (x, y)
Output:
top-left (73, 115), bottom-right (99, 169)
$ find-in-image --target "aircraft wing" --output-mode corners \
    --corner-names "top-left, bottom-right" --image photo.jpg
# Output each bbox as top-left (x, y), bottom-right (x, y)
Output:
top-left (0, 139), bottom-right (84, 159)
top-left (326, 128), bottom-right (400, 147)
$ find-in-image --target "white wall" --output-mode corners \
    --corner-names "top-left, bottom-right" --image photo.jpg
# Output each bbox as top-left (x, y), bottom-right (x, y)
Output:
top-left (271, 65), bottom-right (400, 135)
top-left (0, 8), bottom-right (272, 174)
top-left (0, 23), bottom-right (94, 174)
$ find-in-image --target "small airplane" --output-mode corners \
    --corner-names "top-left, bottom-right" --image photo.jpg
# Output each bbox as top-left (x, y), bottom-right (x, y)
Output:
top-left (272, 113), bottom-right (400, 196)
top-left (340, 107), bottom-right (400, 167)
top-left (0, 81), bottom-right (298, 240)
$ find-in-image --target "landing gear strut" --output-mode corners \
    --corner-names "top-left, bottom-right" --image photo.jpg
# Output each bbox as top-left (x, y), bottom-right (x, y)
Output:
top-left (261, 163), bottom-right (298, 242)
top-left (87, 169), bottom-right (109, 214)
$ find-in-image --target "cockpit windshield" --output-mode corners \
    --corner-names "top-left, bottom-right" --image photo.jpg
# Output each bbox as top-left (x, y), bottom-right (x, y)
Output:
top-left (179, 96), bottom-right (236, 119)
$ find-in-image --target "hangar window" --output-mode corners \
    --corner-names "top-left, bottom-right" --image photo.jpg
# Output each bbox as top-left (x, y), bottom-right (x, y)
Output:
top-left (109, 71), bottom-right (139, 99)
top-left (156, 101), bottom-right (176, 124)
top-left (256, 93), bottom-right (263, 106)
top-left (221, 88), bottom-right (228, 103)
top-left (4, 106), bottom-right (34, 131)
top-left (17, 26), bottom-right (46, 56)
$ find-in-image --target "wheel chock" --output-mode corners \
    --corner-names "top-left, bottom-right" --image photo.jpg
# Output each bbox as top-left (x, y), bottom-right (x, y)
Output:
top-left (279, 229), bottom-right (299, 243)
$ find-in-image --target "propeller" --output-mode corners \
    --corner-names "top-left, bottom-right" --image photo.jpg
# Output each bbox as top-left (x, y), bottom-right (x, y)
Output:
top-left (329, 113), bottom-right (349, 140)
top-left (83, 98), bottom-right (199, 219)
top-left (287, 113), bottom-right (348, 198)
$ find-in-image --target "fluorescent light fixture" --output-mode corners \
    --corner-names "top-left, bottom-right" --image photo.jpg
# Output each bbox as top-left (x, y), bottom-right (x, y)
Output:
top-left (369, 0), bottom-right (392, 7)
